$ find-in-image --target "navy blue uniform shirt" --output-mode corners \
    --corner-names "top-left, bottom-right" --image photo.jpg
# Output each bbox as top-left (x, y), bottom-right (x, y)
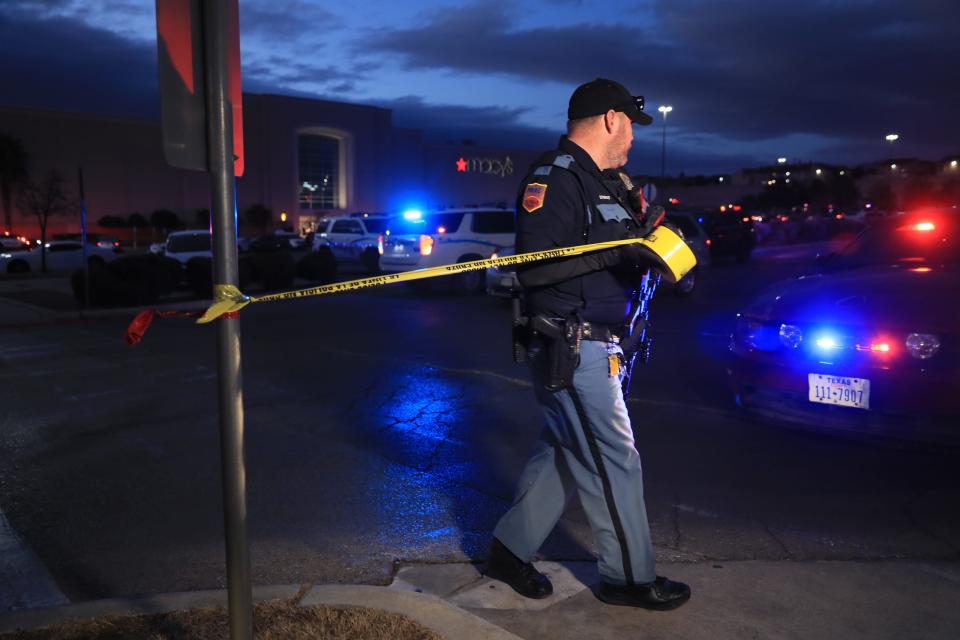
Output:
top-left (516, 136), bottom-right (640, 325)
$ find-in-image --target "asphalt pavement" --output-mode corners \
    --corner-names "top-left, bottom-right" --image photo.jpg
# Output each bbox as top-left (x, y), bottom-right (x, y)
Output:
top-left (1, 243), bottom-right (959, 638)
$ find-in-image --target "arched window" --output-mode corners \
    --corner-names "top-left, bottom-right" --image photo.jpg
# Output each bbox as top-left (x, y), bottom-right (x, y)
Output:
top-left (298, 133), bottom-right (340, 210)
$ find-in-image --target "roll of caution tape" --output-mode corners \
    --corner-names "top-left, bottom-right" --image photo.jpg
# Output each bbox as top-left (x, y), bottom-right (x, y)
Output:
top-left (198, 228), bottom-right (696, 324)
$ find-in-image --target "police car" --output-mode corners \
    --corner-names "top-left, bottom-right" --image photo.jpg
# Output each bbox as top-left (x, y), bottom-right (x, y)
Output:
top-left (312, 214), bottom-right (389, 273)
top-left (379, 208), bottom-right (515, 292)
top-left (728, 209), bottom-right (959, 443)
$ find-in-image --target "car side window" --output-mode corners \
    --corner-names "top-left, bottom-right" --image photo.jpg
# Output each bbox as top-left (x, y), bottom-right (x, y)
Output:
top-left (48, 243), bottom-right (81, 252)
top-left (471, 210), bottom-right (515, 234)
top-left (332, 220), bottom-right (363, 234)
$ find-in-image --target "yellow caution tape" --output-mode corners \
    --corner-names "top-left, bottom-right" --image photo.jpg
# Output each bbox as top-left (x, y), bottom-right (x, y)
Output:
top-left (197, 226), bottom-right (696, 324)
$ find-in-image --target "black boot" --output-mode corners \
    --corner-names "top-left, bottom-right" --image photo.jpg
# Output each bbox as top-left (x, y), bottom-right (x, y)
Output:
top-left (597, 576), bottom-right (691, 610)
top-left (484, 538), bottom-right (553, 599)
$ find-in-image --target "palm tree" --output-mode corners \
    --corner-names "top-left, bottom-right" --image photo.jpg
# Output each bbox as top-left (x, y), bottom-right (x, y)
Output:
top-left (0, 135), bottom-right (29, 232)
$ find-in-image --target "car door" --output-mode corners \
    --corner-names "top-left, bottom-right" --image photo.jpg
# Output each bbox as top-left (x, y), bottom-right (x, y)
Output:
top-left (328, 218), bottom-right (365, 262)
top-left (45, 242), bottom-right (83, 271)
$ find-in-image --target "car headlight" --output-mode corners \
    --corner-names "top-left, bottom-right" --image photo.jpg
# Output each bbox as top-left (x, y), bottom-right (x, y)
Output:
top-left (905, 333), bottom-right (940, 359)
top-left (778, 323), bottom-right (803, 349)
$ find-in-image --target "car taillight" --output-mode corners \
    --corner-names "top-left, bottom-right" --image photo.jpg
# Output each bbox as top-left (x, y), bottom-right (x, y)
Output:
top-left (855, 339), bottom-right (894, 355)
top-left (905, 333), bottom-right (940, 359)
top-left (419, 234), bottom-right (434, 256)
top-left (378, 234), bottom-right (384, 255)
top-left (705, 238), bottom-right (712, 246)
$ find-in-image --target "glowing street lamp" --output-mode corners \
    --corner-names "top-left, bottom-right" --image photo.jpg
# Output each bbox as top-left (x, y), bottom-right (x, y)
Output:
top-left (883, 133), bottom-right (902, 209)
top-left (658, 105), bottom-right (673, 179)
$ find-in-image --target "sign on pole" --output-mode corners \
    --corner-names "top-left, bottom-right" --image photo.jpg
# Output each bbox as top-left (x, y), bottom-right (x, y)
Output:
top-left (156, 0), bottom-right (244, 176)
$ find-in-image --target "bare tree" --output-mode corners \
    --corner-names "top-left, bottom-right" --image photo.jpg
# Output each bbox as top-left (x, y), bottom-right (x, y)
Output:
top-left (0, 135), bottom-right (29, 232)
top-left (16, 170), bottom-right (78, 272)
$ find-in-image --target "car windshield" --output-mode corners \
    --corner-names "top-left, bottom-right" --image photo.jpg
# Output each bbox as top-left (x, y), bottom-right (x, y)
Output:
top-left (826, 210), bottom-right (959, 269)
top-left (363, 218), bottom-right (388, 233)
top-left (390, 212), bottom-right (465, 235)
top-left (167, 234), bottom-right (211, 253)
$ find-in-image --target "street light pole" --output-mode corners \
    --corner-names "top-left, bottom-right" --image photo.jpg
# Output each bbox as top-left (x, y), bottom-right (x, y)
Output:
top-left (658, 105), bottom-right (672, 179)
top-left (885, 133), bottom-right (900, 212)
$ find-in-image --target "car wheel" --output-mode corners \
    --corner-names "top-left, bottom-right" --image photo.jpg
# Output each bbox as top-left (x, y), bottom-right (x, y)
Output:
top-left (673, 267), bottom-right (697, 297)
top-left (456, 255), bottom-right (485, 294)
top-left (7, 260), bottom-right (30, 274)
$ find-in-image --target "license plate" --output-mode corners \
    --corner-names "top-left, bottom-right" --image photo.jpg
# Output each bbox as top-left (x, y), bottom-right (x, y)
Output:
top-left (808, 374), bottom-right (870, 410)
top-left (392, 244), bottom-right (404, 253)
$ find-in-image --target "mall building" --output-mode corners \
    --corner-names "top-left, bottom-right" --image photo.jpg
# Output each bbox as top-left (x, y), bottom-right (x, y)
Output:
top-left (0, 93), bottom-right (540, 239)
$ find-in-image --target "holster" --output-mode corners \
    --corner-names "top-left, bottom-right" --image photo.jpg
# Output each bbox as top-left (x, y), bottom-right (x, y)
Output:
top-left (531, 315), bottom-right (582, 391)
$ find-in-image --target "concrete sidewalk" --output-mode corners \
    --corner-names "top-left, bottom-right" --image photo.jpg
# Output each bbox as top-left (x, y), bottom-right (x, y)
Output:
top-left (2, 559), bottom-right (959, 639)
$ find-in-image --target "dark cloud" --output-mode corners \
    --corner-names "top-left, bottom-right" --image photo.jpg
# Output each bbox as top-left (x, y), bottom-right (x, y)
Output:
top-left (0, 11), bottom-right (160, 117)
top-left (371, 95), bottom-right (556, 149)
top-left (243, 57), bottom-right (360, 88)
top-left (240, 1), bottom-right (341, 41)
top-left (365, 0), bottom-right (960, 160)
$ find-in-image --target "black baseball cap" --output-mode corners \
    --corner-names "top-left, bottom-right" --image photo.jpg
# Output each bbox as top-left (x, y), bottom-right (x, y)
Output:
top-left (568, 78), bottom-right (653, 126)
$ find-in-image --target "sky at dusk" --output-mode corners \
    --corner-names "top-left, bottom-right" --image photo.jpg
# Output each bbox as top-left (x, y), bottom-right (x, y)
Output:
top-left (1, 0), bottom-right (958, 175)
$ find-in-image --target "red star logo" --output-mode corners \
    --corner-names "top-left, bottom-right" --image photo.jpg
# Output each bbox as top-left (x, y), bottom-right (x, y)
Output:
top-left (455, 157), bottom-right (468, 172)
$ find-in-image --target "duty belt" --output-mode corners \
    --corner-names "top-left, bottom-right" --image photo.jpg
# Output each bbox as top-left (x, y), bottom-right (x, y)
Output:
top-left (530, 318), bottom-right (619, 343)
top-left (580, 322), bottom-right (620, 343)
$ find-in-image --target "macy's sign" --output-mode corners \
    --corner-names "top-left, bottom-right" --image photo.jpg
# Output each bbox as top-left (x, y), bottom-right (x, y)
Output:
top-left (455, 156), bottom-right (514, 178)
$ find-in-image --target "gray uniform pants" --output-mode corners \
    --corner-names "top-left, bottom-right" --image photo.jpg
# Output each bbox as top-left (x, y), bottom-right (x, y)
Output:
top-left (493, 339), bottom-right (656, 586)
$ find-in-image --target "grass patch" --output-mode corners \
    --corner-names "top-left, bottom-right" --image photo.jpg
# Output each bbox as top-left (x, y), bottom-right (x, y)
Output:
top-left (1, 598), bottom-right (445, 640)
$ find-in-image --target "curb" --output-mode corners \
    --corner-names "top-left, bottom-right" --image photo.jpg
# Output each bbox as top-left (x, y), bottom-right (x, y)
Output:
top-left (0, 584), bottom-right (521, 640)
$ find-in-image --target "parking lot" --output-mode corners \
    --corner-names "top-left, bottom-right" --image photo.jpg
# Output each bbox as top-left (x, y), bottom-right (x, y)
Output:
top-left (1, 243), bottom-right (958, 610)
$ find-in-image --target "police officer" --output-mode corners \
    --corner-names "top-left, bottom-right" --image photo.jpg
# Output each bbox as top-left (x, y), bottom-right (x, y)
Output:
top-left (484, 79), bottom-right (691, 610)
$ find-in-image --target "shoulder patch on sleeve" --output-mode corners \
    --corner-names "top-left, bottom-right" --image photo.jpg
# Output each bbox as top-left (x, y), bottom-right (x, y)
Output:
top-left (532, 165), bottom-right (553, 176)
top-left (522, 183), bottom-right (548, 213)
top-left (552, 154), bottom-right (575, 169)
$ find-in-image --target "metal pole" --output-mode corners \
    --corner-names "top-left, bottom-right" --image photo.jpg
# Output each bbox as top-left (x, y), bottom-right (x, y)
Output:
top-left (201, 2), bottom-right (253, 639)
top-left (77, 166), bottom-right (90, 310)
top-left (659, 116), bottom-right (667, 179)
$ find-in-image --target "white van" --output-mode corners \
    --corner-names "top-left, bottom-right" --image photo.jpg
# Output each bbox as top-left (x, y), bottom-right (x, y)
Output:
top-left (379, 208), bottom-right (515, 292)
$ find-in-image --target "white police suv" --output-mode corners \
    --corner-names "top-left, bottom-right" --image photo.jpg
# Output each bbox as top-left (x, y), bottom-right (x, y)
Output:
top-left (379, 208), bottom-right (515, 293)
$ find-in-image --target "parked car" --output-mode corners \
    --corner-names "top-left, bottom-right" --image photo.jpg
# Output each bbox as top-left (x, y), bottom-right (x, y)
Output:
top-left (380, 208), bottom-right (514, 293)
top-left (1, 241), bottom-right (121, 274)
top-left (161, 230), bottom-right (212, 265)
top-left (312, 215), bottom-right (389, 273)
top-left (53, 232), bottom-right (120, 248)
top-left (0, 234), bottom-right (29, 250)
top-left (485, 246), bottom-right (519, 297)
top-left (699, 209), bottom-right (756, 263)
top-left (728, 209), bottom-right (959, 442)
top-left (273, 229), bottom-right (307, 250)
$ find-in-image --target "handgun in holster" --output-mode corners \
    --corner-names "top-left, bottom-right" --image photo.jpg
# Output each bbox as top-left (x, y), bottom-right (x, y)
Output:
top-left (531, 314), bottom-right (582, 392)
